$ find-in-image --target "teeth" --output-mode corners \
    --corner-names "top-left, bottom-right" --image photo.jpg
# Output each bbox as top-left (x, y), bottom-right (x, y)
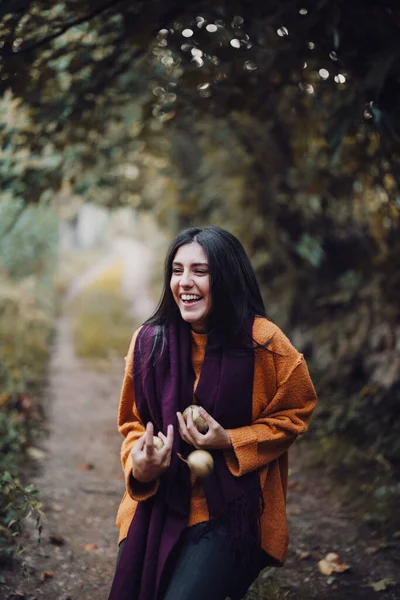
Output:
top-left (181, 294), bottom-right (201, 301)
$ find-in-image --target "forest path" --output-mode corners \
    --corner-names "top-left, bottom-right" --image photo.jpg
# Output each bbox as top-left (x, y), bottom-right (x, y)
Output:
top-left (3, 236), bottom-right (156, 600)
top-left (273, 449), bottom-right (400, 599)
top-left (3, 239), bottom-right (400, 599)
top-left (12, 316), bottom-right (126, 599)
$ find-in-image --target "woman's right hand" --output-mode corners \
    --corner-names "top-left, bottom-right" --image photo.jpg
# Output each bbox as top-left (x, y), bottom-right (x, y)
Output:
top-left (130, 422), bottom-right (174, 483)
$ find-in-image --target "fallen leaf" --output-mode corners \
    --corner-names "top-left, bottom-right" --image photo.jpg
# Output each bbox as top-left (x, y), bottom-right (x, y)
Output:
top-left (0, 392), bottom-right (9, 407)
top-left (26, 447), bottom-right (46, 461)
top-left (84, 543), bottom-right (98, 552)
top-left (366, 579), bottom-right (395, 592)
top-left (48, 534), bottom-right (65, 546)
top-left (288, 505), bottom-right (301, 516)
top-left (318, 559), bottom-right (334, 576)
top-left (299, 551), bottom-right (311, 560)
top-left (325, 552), bottom-right (339, 562)
top-left (17, 393), bottom-right (32, 414)
top-left (318, 552), bottom-right (350, 576)
top-left (39, 571), bottom-right (53, 582)
top-left (80, 462), bottom-right (95, 471)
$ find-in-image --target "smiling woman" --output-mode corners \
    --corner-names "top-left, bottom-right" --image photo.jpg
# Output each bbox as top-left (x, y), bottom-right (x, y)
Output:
top-left (170, 242), bottom-right (212, 332)
top-left (109, 226), bottom-right (317, 600)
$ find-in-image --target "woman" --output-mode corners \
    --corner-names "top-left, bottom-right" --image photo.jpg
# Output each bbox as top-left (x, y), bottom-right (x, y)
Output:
top-left (109, 226), bottom-right (317, 600)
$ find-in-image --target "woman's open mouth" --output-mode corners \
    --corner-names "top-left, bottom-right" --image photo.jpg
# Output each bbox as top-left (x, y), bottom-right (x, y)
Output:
top-left (180, 294), bottom-right (202, 305)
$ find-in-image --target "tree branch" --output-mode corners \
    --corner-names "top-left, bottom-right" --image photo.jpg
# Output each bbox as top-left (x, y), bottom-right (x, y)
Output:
top-left (0, 0), bottom-right (126, 56)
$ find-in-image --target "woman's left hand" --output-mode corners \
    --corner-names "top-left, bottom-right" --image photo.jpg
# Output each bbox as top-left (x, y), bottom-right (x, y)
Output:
top-left (176, 407), bottom-right (232, 450)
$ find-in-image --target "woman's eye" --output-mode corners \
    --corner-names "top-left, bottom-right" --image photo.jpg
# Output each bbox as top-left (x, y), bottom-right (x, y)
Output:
top-left (195, 270), bottom-right (207, 275)
top-left (172, 269), bottom-right (183, 274)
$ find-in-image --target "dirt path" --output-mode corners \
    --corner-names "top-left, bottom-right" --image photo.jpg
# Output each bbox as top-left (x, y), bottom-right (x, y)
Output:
top-left (273, 448), bottom-right (400, 599)
top-left (3, 236), bottom-right (157, 600)
top-left (6, 316), bottom-right (126, 599)
top-left (3, 239), bottom-right (400, 599)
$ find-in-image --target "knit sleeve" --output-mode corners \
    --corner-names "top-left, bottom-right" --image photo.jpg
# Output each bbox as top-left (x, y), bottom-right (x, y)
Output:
top-left (224, 324), bottom-right (317, 477)
top-left (118, 329), bottom-right (160, 500)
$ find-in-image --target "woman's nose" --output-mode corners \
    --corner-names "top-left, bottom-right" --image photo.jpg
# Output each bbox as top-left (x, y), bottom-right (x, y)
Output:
top-left (180, 271), bottom-right (193, 287)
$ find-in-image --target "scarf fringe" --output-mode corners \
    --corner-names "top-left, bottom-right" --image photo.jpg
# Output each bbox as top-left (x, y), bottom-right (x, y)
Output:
top-left (191, 488), bottom-right (265, 567)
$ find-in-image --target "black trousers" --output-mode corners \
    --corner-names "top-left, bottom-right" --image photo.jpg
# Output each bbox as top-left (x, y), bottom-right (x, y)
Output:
top-left (117, 522), bottom-right (269, 600)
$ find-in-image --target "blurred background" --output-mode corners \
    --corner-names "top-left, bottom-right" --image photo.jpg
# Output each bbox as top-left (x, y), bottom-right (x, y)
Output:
top-left (1, 1), bottom-right (400, 598)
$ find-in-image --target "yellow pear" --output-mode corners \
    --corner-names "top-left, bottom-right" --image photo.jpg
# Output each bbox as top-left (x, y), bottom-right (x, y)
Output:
top-left (187, 450), bottom-right (214, 478)
top-left (153, 436), bottom-right (164, 450)
top-left (182, 404), bottom-right (209, 433)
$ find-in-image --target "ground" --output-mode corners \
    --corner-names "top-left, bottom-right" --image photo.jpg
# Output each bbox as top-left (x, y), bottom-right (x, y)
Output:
top-left (2, 237), bottom-right (399, 600)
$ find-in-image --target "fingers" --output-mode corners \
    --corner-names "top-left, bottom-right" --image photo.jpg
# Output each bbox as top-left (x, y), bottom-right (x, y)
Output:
top-left (176, 411), bottom-right (189, 442)
top-left (177, 408), bottom-right (230, 450)
top-left (145, 421), bottom-right (154, 441)
top-left (145, 422), bottom-right (154, 458)
top-left (158, 425), bottom-right (174, 456)
top-left (166, 424), bottom-right (174, 448)
top-left (132, 422), bottom-right (175, 482)
top-left (186, 408), bottom-right (200, 442)
top-left (142, 423), bottom-right (174, 460)
top-left (176, 411), bottom-right (185, 432)
top-left (198, 407), bottom-right (216, 429)
top-left (177, 410), bottom-right (200, 447)
top-left (133, 430), bottom-right (147, 453)
top-left (187, 408), bottom-right (209, 446)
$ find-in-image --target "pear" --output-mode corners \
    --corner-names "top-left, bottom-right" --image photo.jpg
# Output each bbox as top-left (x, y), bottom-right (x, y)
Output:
top-left (187, 450), bottom-right (214, 478)
top-left (182, 404), bottom-right (209, 434)
top-left (153, 436), bottom-right (164, 450)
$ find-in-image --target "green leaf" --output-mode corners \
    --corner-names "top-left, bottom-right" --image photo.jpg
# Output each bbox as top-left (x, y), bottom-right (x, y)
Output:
top-left (295, 234), bottom-right (325, 267)
top-left (24, 484), bottom-right (37, 494)
top-left (367, 579), bottom-right (396, 592)
top-left (7, 518), bottom-right (17, 529)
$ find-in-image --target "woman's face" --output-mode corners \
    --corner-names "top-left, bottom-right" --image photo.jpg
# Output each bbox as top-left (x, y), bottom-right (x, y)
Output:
top-left (170, 242), bottom-right (212, 332)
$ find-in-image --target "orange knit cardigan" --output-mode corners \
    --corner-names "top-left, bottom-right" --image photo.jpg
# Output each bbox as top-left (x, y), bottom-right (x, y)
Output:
top-left (115, 317), bottom-right (317, 565)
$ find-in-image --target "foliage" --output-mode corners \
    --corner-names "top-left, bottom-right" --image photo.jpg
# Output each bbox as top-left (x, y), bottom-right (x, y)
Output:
top-left (302, 435), bottom-right (400, 534)
top-left (0, 272), bottom-right (54, 561)
top-left (1, 1), bottom-right (400, 140)
top-left (0, 195), bottom-right (59, 281)
top-left (0, 471), bottom-right (44, 567)
top-left (1, 1), bottom-right (400, 207)
top-left (0, 194), bottom-right (58, 562)
top-left (71, 262), bottom-right (135, 366)
top-left (0, 90), bottom-right (64, 207)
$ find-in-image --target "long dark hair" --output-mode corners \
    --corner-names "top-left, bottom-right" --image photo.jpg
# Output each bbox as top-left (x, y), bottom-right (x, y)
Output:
top-left (146, 226), bottom-right (267, 348)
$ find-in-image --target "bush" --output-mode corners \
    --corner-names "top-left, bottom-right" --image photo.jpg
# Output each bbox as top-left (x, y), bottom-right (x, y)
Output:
top-left (0, 274), bottom-right (54, 562)
top-left (0, 194), bottom-right (58, 564)
top-left (71, 261), bottom-right (136, 366)
top-left (0, 471), bottom-right (44, 567)
top-left (0, 194), bottom-right (58, 282)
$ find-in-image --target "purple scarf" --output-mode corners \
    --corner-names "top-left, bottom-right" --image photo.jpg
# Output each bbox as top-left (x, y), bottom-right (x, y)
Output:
top-left (109, 317), bottom-right (262, 600)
